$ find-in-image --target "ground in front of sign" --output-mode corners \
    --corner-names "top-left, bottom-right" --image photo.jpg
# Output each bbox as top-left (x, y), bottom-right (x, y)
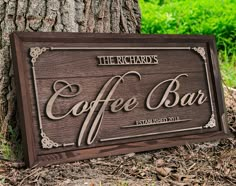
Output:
top-left (1, 88), bottom-right (235, 186)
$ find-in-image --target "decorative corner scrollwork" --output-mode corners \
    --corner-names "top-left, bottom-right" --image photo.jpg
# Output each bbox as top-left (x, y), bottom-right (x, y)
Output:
top-left (203, 114), bottom-right (216, 128)
top-left (29, 47), bottom-right (61, 149)
top-left (30, 47), bottom-right (48, 65)
top-left (41, 131), bottom-right (61, 149)
top-left (192, 47), bottom-right (206, 61)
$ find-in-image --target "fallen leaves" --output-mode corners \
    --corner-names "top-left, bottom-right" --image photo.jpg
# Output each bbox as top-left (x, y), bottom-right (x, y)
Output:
top-left (1, 138), bottom-right (235, 186)
top-left (155, 158), bottom-right (165, 167)
top-left (156, 167), bottom-right (172, 177)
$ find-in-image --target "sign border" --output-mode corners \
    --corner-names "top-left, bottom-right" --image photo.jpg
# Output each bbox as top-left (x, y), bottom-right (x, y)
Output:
top-left (10, 32), bottom-right (231, 167)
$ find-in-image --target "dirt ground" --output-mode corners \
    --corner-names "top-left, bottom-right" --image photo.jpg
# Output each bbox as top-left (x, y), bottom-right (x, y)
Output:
top-left (0, 88), bottom-right (235, 186)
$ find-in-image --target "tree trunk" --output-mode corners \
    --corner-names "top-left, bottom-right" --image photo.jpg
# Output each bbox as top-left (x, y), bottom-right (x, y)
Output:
top-left (0, 0), bottom-right (141, 137)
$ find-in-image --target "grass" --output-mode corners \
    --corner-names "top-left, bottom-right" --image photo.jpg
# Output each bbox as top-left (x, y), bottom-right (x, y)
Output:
top-left (140, 0), bottom-right (236, 87)
top-left (0, 133), bottom-right (13, 160)
top-left (219, 52), bottom-right (236, 88)
top-left (0, 125), bottom-right (23, 160)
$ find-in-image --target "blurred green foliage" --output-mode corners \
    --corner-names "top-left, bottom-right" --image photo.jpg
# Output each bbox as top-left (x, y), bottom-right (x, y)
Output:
top-left (0, 125), bottom-right (23, 160)
top-left (140, 0), bottom-right (236, 87)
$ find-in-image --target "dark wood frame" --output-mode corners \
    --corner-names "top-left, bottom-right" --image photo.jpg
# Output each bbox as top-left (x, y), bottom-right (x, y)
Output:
top-left (10, 32), bottom-right (231, 167)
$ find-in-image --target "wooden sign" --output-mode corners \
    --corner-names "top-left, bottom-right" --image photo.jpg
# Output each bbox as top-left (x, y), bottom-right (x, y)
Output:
top-left (10, 32), bottom-right (230, 167)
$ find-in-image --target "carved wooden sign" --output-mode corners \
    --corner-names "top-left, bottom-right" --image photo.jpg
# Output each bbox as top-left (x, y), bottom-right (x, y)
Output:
top-left (11, 32), bottom-right (230, 167)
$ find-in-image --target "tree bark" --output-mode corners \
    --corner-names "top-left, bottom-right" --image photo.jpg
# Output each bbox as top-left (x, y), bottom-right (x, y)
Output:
top-left (0, 0), bottom-right (141, 137)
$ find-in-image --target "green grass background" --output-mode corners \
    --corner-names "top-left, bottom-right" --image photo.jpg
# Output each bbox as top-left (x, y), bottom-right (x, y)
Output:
top-left (140, 0), bottom-right (236, 88)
